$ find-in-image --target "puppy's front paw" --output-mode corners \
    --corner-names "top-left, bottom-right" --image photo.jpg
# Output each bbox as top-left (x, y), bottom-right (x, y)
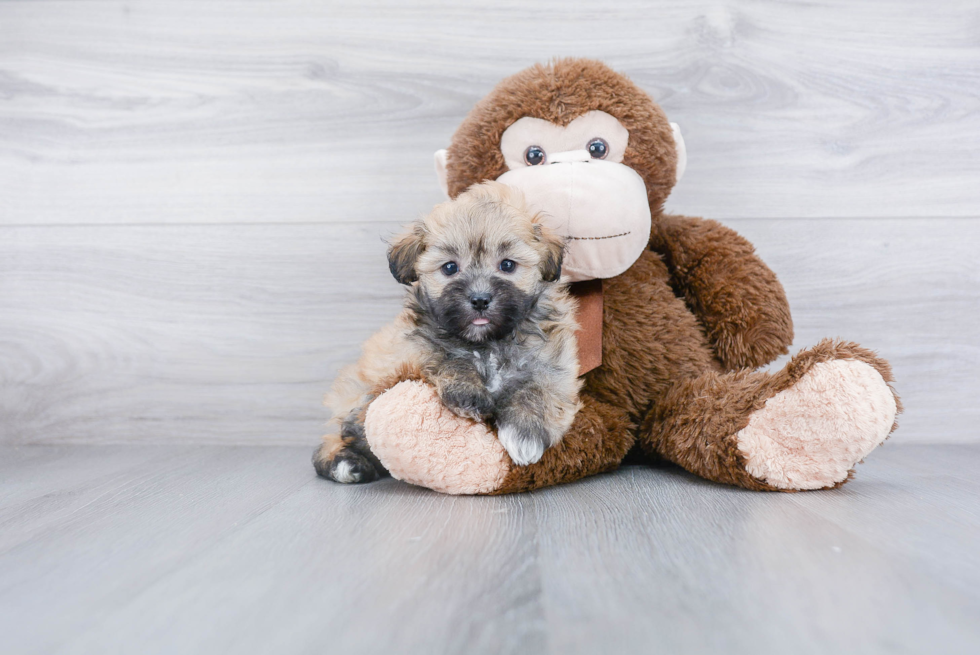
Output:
top-left (439, 384), bottom-right (495, 421)
top-left (313, 445), bottom-right (381, 484)
top-left (497, 424), bottom-right (547, 466)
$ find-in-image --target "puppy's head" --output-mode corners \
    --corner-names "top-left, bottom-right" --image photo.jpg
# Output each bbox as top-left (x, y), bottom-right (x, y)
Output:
top-left (388, 181), bottom-right (565, 342)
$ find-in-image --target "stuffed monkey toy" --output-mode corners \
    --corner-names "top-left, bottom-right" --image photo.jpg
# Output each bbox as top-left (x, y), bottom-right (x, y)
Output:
top-left (319, 58), bottom-right (900, 494)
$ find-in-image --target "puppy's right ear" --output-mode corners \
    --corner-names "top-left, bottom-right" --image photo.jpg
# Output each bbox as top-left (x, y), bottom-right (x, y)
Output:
top-left (387, 227), bottom-right (425, 285)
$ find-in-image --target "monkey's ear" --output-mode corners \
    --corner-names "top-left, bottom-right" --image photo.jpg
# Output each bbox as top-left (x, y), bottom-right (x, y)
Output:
top-left (434, 149), bottom-right (450, 199)
top-left (534, 223), bottom-right (564, 283)
top-left (388, 227), bottom-right (425, 285)
top-left (670, 122), bottom-right (687, 183)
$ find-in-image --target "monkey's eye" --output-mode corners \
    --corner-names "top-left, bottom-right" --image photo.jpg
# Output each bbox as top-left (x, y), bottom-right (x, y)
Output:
top-left (524, 146), bottom-right (546, 166)
top-left (441, 262), bottom-right (459, 276)
top-left (499, 259), bottom-right (516, 273)
top-left (588, 138), bottom-right (608, 160)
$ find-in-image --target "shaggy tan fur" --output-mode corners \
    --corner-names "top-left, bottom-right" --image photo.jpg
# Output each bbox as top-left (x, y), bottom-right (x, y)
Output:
top-left (316, 181), bottom-right (581, 475)
top-left (321, 311), bottom-right (421, 441)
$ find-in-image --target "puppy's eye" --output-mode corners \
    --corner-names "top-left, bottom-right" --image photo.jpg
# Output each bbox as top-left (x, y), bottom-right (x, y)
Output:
top-left (588, 138), bottom-right (608, 160)
top-left (524, 146), bottom-right (546, 166)
top-left (441, 262), bottom-right (459, 276)
top-left (499, 259), bottom-right (516, 273)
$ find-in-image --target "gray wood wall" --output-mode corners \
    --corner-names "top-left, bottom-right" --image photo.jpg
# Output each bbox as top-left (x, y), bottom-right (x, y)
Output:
top-left (1, 1), bottom-right (977, 446)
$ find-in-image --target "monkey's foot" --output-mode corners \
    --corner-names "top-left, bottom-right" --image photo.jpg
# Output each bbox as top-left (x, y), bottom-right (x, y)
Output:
top-left (736, 346), bottom-right (899, 490)
top-left (365, 381), bottom-right (634, 495)
top-left (365, 381), bottom-right (511, 495)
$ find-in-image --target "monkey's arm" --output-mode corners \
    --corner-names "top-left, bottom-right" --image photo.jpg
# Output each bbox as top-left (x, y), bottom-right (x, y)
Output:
top-left (648, 214), bottom-right (794, 370)
top-left (490, 396), bottom-right (633, 493)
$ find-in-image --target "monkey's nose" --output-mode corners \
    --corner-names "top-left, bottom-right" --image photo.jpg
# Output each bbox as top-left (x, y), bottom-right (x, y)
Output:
top-left (470, 292), bottom-right (492, 311)
top-left (547, 149), bottom-right (591, 164)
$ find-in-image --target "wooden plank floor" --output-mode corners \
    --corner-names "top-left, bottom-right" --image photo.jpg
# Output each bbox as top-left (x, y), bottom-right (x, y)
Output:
top-left (1, 444), bottom-right (978, 654)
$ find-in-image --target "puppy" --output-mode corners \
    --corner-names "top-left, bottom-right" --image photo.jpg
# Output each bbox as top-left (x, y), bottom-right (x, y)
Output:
top-left (314, 181), bottom-right (581, 484)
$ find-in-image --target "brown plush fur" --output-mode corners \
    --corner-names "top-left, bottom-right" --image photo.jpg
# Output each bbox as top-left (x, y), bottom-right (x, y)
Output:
top-left (431, 58), bottom-right (900, 492)
top-left (493, 395), bottom-right (634, 494)
top-left (649, 214), bottom-right (794, 370)
top-left (641, 338), bottom-right (901, 492)
top-left (401, 181), bottom-right (582, 464)
top-left (447, 59), bottom-right (679, 215)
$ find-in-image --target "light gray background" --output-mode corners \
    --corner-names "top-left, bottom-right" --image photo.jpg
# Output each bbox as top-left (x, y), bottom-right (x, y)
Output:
top-left (2, 0), bottom-right (978, 445)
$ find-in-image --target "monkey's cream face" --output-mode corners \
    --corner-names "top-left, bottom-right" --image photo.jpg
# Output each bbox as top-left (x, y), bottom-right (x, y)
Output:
top-left (435, 111), bottom-right (686, 282)
top-left (497, 110), bottom-right (650, 282)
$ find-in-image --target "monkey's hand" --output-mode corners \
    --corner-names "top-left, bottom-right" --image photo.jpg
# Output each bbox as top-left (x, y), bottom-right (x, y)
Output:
top-left (649, 213), bottom-right (794, 370)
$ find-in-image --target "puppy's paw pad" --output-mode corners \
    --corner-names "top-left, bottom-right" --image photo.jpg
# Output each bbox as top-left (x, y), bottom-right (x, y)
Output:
top-left (498, 425), bottom-right (546, 466)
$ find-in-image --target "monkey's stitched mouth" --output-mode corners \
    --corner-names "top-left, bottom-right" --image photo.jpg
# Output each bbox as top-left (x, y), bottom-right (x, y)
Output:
top-left (567, 231), bottom-right (631, 241)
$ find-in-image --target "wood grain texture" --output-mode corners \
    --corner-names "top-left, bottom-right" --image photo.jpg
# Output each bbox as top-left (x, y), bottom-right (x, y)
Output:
top-left (1, 217), bottom-right (976, 446)
top-left (0, 445), bottom-right (544, 655)
top-left (737, 216), bottom-right (980, 441)
top-left (0, 222), bottom-right (401, 445)
top-left (1, 0), bottom-right (979, 225)
top-left (0, 444), bottom-right (977, 654)
top-left (533, 456), bottom-right (980, 654)
top-left (1, 1), bottom-right (977, 447)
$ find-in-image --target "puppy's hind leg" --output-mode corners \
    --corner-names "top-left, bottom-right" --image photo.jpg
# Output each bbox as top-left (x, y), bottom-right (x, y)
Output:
top-left (313, 407), bottom-right (389, 484)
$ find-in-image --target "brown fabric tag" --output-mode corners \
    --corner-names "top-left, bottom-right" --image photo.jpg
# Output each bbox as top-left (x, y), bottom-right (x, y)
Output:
top-left (569, 279), bottom-right (603, 376)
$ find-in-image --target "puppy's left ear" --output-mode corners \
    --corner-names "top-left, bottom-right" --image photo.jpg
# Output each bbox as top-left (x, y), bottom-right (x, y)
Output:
top-left (534, 223), bottom-right (564, 283)
top-left (388, 226), bottom-right (425, 285)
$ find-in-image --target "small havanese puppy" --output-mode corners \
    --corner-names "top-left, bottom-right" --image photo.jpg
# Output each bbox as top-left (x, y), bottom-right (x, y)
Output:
top-left (313, 181), bottom-right (581, 484)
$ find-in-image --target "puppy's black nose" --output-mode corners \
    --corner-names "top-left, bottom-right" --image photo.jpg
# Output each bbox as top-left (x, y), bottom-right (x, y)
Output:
top-left (470, 292), bottom-right (492, 311)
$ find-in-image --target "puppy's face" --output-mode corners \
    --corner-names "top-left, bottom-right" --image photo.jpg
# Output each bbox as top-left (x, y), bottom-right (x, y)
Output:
top-left (389, 182), bottom-right (564, 343)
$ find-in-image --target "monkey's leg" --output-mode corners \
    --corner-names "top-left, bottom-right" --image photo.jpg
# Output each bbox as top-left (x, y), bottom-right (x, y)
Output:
top-left (313, 406), bottom-right (389, 484)
top-left (364, 380), bottom-right (634, 495)
top-left (639, 339), bottom-right (900, 491)
top-left (492, 395), bottom-right (635, 494)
